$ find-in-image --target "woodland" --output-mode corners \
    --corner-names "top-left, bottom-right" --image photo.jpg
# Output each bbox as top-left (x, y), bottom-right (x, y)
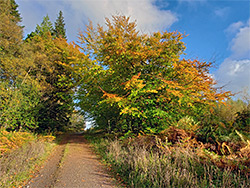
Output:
top-left (0, 0), bottom-right (249, 187)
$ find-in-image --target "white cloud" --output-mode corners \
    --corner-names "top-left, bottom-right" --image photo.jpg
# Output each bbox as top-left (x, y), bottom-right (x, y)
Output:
top-left (230, 22), bottom-right (250, 59)
top-left (216, 59), bottom-right (250, 93)
top-left (65, 0), bottom-right (177, 33)
top-left (215, 19), bottom-right (250, 95)
top-left (225, 21), bottom-right (244, 35)
top-left (17, 0), bottom-right (178, 41)
top-left (214, 7), bottom-right (230, 18)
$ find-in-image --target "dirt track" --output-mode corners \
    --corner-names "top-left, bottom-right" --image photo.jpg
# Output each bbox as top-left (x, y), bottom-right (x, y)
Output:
top-left (25, 134), bottom-right (117, 188)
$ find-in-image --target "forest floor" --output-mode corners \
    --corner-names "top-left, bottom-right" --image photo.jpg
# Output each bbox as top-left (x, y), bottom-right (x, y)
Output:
top-left (24, 133), bottom-right (118, 188)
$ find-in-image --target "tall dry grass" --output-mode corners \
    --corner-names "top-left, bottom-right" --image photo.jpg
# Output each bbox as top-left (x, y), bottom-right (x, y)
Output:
top-left (90, 137), bottom-right (249, 188)
top-left (0, 129), bottom-right (55, 187)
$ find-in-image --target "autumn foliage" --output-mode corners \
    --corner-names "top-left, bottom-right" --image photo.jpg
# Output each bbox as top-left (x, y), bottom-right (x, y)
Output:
top-left (78, 15), bottom-right (231, 134)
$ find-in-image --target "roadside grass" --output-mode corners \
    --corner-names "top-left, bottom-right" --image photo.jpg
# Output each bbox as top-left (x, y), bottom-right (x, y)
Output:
top-left (86, 133), bottom-right (250, 188)
top-left (59, 143), bottom-right (69, 168)
top-left (0, 129), bottom-right (56, 188)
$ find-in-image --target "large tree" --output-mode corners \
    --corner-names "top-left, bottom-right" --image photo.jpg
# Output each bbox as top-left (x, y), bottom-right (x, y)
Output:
top-left (0, 0), bottom-right (41, 130)
top-left (0, 0), bottom-right (23, 81)
top-left (77, 16), bottom-right (230, 134)
top-left (25, 31), bottom-right (86, 132)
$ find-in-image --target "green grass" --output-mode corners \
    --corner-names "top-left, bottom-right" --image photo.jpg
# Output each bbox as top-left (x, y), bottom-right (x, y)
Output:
top-left (86, 134), bottom-right (250, 188)
top-left (59, 143), bottom-right (69, 168)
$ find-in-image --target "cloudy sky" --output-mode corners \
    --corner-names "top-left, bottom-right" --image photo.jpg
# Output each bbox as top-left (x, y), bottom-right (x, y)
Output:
top-left (16, 0), bottom-right (250, 96)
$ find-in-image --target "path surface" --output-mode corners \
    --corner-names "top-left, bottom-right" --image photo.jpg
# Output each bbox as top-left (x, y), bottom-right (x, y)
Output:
top-left (25, 134), bottom-right (117, 188)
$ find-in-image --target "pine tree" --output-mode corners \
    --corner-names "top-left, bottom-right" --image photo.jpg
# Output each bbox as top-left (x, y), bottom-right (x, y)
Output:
top-left (26, 15), bottom-right (54, 40)
top-left (54, 11), bottom-right (66, 39)
top-left (35, 15), bottom-right (54, 37)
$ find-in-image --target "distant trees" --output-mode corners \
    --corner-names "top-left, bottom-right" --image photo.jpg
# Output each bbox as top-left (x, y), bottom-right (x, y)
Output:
top-left (35, 15), bottom-right (54, 37)
top-left (26, 11), bottom-right (66, 40)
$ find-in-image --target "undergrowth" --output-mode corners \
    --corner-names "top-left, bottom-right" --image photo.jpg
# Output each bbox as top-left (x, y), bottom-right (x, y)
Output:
top-left (86, 132), bottom-right (250, 188)
top-left (0, 128), bottom-right (56, 187)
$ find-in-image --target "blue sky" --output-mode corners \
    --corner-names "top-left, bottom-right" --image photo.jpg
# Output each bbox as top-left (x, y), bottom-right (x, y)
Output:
top-left (16, 0), bottom-right (250, 96)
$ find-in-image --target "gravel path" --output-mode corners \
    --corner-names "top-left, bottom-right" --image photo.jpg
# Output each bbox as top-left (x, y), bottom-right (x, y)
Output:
top-left (25, 134), bottom-right (117, 188)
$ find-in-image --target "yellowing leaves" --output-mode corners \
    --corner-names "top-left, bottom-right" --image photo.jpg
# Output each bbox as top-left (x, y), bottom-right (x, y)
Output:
top-left (99, 87), bottom-right (123, 103)
top-left (120, 107), bottom-right (139, 115)
top-left (124, 72), bottom-right (145, 90)
top-left (77, 15), bottom-right (232, 133)
top-left (145, 89), bottom-right (158, 94)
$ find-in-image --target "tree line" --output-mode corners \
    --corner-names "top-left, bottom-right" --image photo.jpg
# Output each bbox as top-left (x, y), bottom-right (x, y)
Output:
top-left (1, 0), bottom-right (249, 137)
top-left (0, 0), bottom-right (84, 132)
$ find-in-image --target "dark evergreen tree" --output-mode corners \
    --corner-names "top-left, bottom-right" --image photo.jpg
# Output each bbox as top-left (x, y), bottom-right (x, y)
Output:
top-left (54, 11), bottom-right (66, 39)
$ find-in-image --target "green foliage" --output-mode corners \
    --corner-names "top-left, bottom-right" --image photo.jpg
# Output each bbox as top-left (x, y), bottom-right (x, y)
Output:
top-left (9, 0), bottom-right (22, 23)
top-left (1, 3), bottom-right (82, 132)
top-left (198, 98), bottom-right (250, 143)
top-left (0, 0), bottom-right (23, 81)
top-left (0, 80), bottom-right (40, 130)
top-left (0, 0), bottom-right (41, 131)
top-left (234, 105), bottom-right (250, 132)
top-left (35, 15), bottom-right (54, 37)
top-left (25, 35), bottom-right (80, 132)
top-left (66, 112), bottom-right (86, 132)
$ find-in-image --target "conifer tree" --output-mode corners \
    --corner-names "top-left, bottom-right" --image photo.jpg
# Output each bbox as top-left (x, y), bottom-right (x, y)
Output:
top-left (26, 15), bottom-right (54, 40)
top-left (54, 11), bottom-right (66, 39)
top-left (35, 15), bottom-right (54, 36)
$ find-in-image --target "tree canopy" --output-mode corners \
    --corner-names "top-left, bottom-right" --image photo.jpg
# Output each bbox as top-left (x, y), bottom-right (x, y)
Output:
top-left (2, 1), bottom-right (244, 136)
top-left (76, 16), bottom-right (231, 134)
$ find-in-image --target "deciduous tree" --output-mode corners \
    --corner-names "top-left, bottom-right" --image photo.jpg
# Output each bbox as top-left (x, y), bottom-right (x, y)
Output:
top-left (77, 15), bottom-right (231, 134)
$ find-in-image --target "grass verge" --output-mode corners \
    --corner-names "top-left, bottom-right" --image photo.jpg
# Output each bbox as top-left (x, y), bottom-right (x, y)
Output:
top-left (85, 133), bottom-right (249, 188)
top-left (0, 129), bottom-right (56, 188)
